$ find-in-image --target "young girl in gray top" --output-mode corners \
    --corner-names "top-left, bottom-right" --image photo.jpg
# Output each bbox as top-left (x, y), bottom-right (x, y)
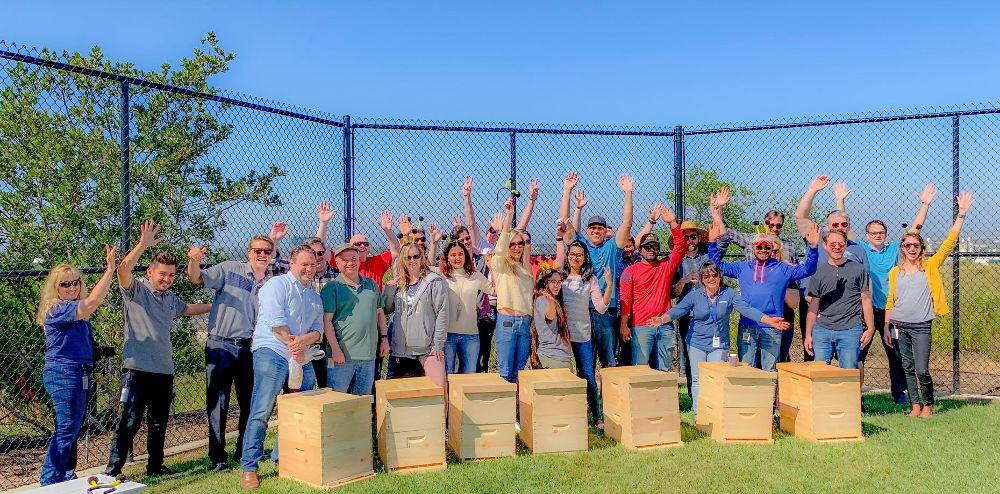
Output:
top-left (530, 269), bottom-right (573, 369)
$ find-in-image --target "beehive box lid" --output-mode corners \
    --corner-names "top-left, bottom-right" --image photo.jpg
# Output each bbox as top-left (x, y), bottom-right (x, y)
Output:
top-left (277, 389), bottom-right (373, 412)
top-left (448, 373), bottom-right (516, 395)
top-left (518, 368), bottom-right (586, 391)
top-left (601, 366), bottom-right (678, 385)
top-left (701, 362), bottom-right (776, 380)
top-left (777, 362), bottom-right (859, 379)
top-left (376, 376), bottom-right (443, 400)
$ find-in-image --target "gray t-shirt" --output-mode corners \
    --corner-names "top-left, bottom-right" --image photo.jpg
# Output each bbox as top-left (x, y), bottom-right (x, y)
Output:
top-left (803, 229), bottom-right (868, 294)
top-left (121, 279), bottom-right (188, 374)
top-left (533, 297), bottom-right (572, 362)
top-left (807, 259), bottom-right (869, 330)
top-left (890, 271), bottom-right (935, 324)
top-left (201, 260), bottom-right (269, 339)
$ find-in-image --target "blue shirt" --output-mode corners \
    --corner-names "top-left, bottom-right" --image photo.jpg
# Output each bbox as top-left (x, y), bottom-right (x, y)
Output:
top-left (667, 286), bottom-right (765, 353)
top-left (43, 300), bottom-right (93, 366)
top-left (576, 232), bottom-right (623, 308)
top-left (252, 272), bottom-right (324, 360)
top-left (859, 240), bottom-right (900, 309)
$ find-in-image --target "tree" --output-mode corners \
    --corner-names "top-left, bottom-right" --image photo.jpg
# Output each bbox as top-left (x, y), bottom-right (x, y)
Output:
top-left (666, 163), bottom-right (757, 232)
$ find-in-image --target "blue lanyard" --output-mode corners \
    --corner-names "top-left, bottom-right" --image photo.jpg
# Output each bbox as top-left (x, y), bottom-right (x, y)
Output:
top-left (704, 289), bottom-right (722, 337)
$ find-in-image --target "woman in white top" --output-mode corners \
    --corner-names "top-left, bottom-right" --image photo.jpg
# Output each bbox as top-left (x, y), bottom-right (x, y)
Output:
top-left (554, 220), bottom-right (612, 428)
top-left (492, 197), bottom-right (535, 383)
top-left (433, 240), bottom-right (493, 374)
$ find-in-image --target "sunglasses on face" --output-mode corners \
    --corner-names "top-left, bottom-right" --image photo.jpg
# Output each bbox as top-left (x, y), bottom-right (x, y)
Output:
top-left (827, 243), bottom-right (846, 249)
top-left (405, 254), bottom-right (422, 261)
top-left (413, 237), bottom-right (426, 243)
top-left (59, 278), bottom-right (82, 288)
top-left (641, 244), bottom-right (660, 251)
top-left (509, 241), bottom-right (526, 248)
top-left (831, 221), bottom-right (850, 229)
top-left (685, 234), bottom-right (700, 241)
top-left (766, 222), bottom-right (784, 229)
top-left (352, 241), bottom-right (370, 247)
top-left (250, 248), bottom-right (274, 256)
top-left (312, 250), bottom-right (325, 258)
top-left (901, 243), bottom-right (922, 250)
top-left (754, 244), bottom-right (772, 252)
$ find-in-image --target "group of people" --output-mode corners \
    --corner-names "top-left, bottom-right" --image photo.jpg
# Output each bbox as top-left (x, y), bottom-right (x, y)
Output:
top-left (35, 172), bottom-right (973, 489)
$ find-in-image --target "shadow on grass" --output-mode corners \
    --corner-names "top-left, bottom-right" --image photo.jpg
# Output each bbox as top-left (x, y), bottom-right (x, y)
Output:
top-left (863, 393), bottom-right (990, 417)
top-left (680, 420), bottom-right (708, 443)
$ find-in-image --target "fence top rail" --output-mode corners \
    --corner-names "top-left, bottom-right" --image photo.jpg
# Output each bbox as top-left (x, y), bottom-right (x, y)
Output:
top-left (351, 120), bottom-right (676, 137)
top-left (0, 44), bottom-right (344, 128)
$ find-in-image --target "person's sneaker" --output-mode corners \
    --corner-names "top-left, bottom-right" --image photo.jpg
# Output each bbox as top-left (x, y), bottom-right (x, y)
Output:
top-left (595, 420), bottom-right (605, 431)
top-left (212, 462), bottom-right (230, 472)
top-left (146, 465), bottom-right (174, 477)
top-left (514, 422), bottom-right (521, 433)
top-left (104, 469), bottom-right (122, 477)
top-left (241, 471), bottom-right (260, 489)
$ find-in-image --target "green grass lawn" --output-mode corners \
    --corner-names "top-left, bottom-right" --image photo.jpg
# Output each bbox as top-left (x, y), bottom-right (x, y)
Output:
top-left (124, 393), bottom-right (1000, 494)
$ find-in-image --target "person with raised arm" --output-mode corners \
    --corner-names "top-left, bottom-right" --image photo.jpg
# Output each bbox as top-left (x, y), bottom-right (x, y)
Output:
top-left (106, 220), bottom-right (211, 478)
top-left (490, 197), bottom-right (536, 383)
top-left (530, 268), bottom-right (574, 371)
top-left (886, 192), bottom-right (973, 418)
top-left (671, 214), bottom-right (710, 397)
top-left (36, 246), bottom-right (117, 485)
top-left (559, 171), bottom-right (635, 368)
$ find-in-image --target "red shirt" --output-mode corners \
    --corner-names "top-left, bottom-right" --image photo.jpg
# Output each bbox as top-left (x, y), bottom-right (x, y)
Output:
top-left (360, 250), bottom-right (392, 291)
top-left (619, 227), bottom-right (687, 326)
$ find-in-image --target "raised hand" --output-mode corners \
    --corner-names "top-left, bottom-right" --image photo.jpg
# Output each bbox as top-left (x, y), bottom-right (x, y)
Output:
top-left (462, 176), bottom-right (473, 197)
top-left (659, 204), bottom-right (677, 224)
top-left (268, 221), bottom-right (288, 243)
top-left (563, 171), bottom-right (580, 190)
top-left (489, 212), bottom-right (504, 233)
top-left (139, 220), bottom-right (162, 248)
top-left (503, 197), bottom-right (514, 213)
top-left (917, 183), bottom-right (937, 205)
top-left (555, 219), bottom-right (567, 237)
top-left (808, 175), bottom-right (830, 192)
top-left (708, 219), bottom-right (724, 243)
top-left (316, 200), bottom-right (336, 224)
top-left (104, 245), bottom-right (118, 271)
top-left (574, 189), bottom-right (589, 209)
top-left (528, 178), bottom-right (540, 200)
top-left (398, 214), bottom-right (413, 236)
top-left (429, 223), bottom-right (443, 243)
top-left (805, 221), bottom-right (820, 247)
top-left (712, 186), bottom-right (731, 212)
top-left (957, 191), bottom-right (974, 213)
top-left (618, 174), bottom-right (634, 193)
top-left (833, 181), bottom-right (852, 201)
top-left (378, 211), bottom-right (393, 231)
top-left (187, 246), bottom-right (207, 263)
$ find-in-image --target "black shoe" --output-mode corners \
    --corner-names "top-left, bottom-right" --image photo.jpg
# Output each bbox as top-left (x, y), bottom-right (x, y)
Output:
top-left (211, 462), bottom-right (230, 472)
top-left (146, 465), bottom-right (174, 477)
top-left (104, 469), bottom-right (122, 477)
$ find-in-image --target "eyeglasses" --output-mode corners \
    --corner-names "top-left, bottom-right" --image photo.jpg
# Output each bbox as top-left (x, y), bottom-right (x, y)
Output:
top-left (405, 254), bottom-right (422, 261)
top-left (754, 244), bottom-right (773, 252)
top-left (413, 237), bottom-right (427, 243)
top-left (509, 241), bottom-right (526, 248)
top-left (250, 248), bottom-right (274, 256)
top-left (685, 234), bottom-right (699, 240)
top-left (766, 222), bottom-right (784, 229)
top-left (486, 227), bottom-right (498, 235)
top-left (701, 272), bottom-right (720, 280)
top-left (547, 279), bottom-right (562, 285)
top-left (831, 221), bottom-right (850, 229)
top-left (641, 244), bottom-right (660, 251)
top-left (901, 243), bottom-right (922, 250)
top-left (59, 278), bottom-right (82, 288)
top-left (311, 250), bottom-right (325, 258)
top-left (352, 241), bottom-right (370, 247)
top-left (866, 230), bottom-right (886, 236)
top-left (568, 252), bottom-right (585, 258)
top-left (827, 242), bottom-right (846, 249)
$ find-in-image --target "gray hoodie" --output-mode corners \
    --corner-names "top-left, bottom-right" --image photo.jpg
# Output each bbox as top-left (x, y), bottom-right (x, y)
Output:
top-left (383, 271), bottom-right (450, 357)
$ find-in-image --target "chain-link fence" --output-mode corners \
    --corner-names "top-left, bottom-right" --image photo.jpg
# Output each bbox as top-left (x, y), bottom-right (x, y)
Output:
top-left (2, 40), bottom-right (1000, 489)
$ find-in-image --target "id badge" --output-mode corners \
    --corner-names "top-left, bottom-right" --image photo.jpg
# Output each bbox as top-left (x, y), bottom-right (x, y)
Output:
top-left (743, 331), bottom-right (751, 343)
top-left (712, 336), bottom-right (721, 349)
top-left (893, 326), bottom-right (899, 339)
top-left (82, 375), bottom-right (89, 391)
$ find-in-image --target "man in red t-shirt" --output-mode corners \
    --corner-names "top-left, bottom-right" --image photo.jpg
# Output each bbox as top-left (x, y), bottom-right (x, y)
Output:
top-left (351, 212), bottom-right (403, 291)
top-left (619, 206), bottom-right (687, 371)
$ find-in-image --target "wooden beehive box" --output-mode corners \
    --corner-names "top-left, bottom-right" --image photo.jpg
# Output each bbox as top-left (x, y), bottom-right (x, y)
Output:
top-left (777, 362), bottom-right (863, 443)
top-left (600, 366), bottom-right (683, 450)
top-left (447, 373), bottom-right (517, 460)
top-left (277, 389), bottom-right (375, 488)
top-left (375, 377), bottom-right (446, 473)
top-left (517, 368), bottom-right (588, 454)
top-left (695, 362), bottom-right (776, 444)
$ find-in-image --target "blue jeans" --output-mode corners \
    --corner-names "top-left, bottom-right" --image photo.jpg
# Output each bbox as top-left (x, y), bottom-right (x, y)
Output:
top-left (329, 359), bottom-right (376, 396)
top-left (737, 323), bottom-right (782, 372)
top-left (571, 340), bottom-right (602, 422)
top-left (241, 348), bottom-right (315, 472)
top-left (631, 324), bottom-right (676, 371)
top-left (812, 325), bottom-right (864, 369)
top-left (495, 314), bottom-right (531, 383)
top-left (445, 333), bottom-right (480, 374)
top-left (40, 364), bottom-right (90, 485)
top-left (687, 346), bottom-right (726, 417)
top-left (590, 309), bottom-right (618, 367)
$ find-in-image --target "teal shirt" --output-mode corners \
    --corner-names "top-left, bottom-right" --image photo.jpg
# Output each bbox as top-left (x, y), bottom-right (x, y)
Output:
top-left (860, 240), bottom-right (900, 309)
top-left (320, 275), bottom-right (383, 361)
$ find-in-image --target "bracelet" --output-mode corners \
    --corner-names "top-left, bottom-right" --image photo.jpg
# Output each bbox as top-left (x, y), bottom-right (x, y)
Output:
top-left (379, 335), bottom-right (388, 340)
top-left (556, 237), bottom-right (564, 242)
top-left (957, 213), bottom-right (966, 219)
top-left (648, 219), bottom-right (656, 224)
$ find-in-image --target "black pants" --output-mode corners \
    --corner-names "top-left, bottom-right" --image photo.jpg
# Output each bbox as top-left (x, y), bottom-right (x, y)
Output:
top-left (107, 369), bottom-right (174, 474)
top-left (897, 320), bottom-right (934, 406)
top-left (204, 337), bottom-right (254, 464)
top-left (389, 356), bottom-right (425, 379)
top-left (676, 315), bottom-right (693, 397)
top-left (798, 296), bottom-right (813, 362)
top-left (860, 308), bottom-right (908, 402)
top-left (477, 318), bottom-right (496, 373)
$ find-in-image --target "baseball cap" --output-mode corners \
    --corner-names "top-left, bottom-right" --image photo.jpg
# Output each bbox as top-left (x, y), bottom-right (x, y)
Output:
top-left (333, 243), bottom-right (359, 256)
top-left (587, 215), bottom-right (608, 228)
top-left (639, 233), bottom-right (661, 249)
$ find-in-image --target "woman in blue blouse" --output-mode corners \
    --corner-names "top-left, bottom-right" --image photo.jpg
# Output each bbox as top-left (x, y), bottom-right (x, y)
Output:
top-left (34, 246), bottom-right (117, 485)
top-left (646, 261), bottom-right (789, 417)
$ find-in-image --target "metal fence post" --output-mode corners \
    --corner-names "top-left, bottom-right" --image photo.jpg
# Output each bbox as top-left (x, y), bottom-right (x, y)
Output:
top-left (343, 115), bottom-right (355, 242)
top-left (510, 132), bottom-right (517, 224)
top-left (951, 115), bottom-right (961, 394)
top-left (119, 81), bottom-right (131, 251)
top-left (673, 125), bottom-right (685, 220)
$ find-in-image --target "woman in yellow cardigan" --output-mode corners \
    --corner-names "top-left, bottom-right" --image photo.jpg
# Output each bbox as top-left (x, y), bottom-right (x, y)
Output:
top-left (885, 191), bottom-right (973, 418)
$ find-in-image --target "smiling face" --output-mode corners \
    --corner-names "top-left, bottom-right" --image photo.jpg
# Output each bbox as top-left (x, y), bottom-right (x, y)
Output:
top-left (348, 234), bottom-right (371, 261)
top-left (683, 229), bottom-right (701, 252)
top-left (246, 237), bottom-right (275, 271)
top-left (446, 244), bottom-right (466, 270)
top-left (752, 241), bottom-right (772, 262)
top-left (586, 223), bottom-right (605, 245)
top-left (900, 233), bottom-right (925, 264)
top-left (545, 272), bottom-right (563, 297)
top-left (763, 211), bottom-right (785, 237)
top-left (639, 242), bottom-right (659, 262)
top-left (335, 249), bottom-right (360, 278)
top-left (289, 249), bottom-right (317, 284)
top-left (403, 244), bottom-right (423, 276)
top-left (568, 244), bottom-right (587, 272)
top-left (701, 266), bottom-right (721, 292)
top-left (57, 274), bottom-right (82, 301)
top-left (866, 220), bottom-right (888, 249)
top-left (622, 238), bottom-right (636, 258)
top-left (507, 232), bottom-right (526, 261)
top-left (824, 230), bottom-right (848, 262)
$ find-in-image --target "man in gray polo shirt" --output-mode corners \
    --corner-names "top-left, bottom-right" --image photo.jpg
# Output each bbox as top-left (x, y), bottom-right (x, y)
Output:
top-left (106, 220), bottom-right (210, 477)
top-left (187, 234), bottom-right (276, 472)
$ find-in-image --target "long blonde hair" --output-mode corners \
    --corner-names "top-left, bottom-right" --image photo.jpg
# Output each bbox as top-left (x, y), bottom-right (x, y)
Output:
top-left (497, 230), bottom-right (532, 276)
top-left (394, 240), bottom-right (431, 287)
top-left (35, 264), bottom-right (88, 326)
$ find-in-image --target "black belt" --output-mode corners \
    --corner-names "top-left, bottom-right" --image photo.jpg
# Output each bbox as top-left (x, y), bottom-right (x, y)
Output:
top-left (209, 334), bottom-right (252, 346)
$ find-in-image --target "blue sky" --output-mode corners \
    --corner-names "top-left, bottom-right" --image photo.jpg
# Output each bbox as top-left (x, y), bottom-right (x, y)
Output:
top-left (7, 1), bottom-right (1000, 127)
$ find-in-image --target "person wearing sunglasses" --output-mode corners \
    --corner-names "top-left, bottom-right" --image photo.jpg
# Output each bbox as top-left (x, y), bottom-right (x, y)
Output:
top-left (619, 205), bottom-right (688, 372)
top-left (671, 217), bottom-right (711, 398)
top-left (886, 192), bottom-right (973, 418)
top-left (558, 171), bottom-right (636, 368)
top-left (854, 184), bottom-right (938, 406)
top-left (707, 214), bottom-right (819, 373)
top-left (35, 246), bottom-right (117, 485)
top-left (491, 197), bottom-right (536, 384)
top-left (107, 220), bottom-right (211, 478)
top-left (186, 233), bottom-right (280, 472)
top-left (648, 261), bottom-right (788, 417)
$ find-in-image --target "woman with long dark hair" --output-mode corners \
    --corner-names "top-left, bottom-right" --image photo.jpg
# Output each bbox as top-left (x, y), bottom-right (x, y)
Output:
top-left (434, 240), bottom-right (493, 374)
top-left (530, 269), bottom-right (573, 369)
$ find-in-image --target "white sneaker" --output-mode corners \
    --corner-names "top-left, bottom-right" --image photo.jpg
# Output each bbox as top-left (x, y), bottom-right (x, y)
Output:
top-left (514, 422), bottom-right (521, 433)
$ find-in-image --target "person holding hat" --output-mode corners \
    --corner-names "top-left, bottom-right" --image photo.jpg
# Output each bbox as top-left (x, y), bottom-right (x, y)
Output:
top-left (322, 243), bottom-right (388, 396)
top-left (559, 171), bottom-right (636, 368)
top-left (671, 218), bottom-right (711, 396)
top-left (619, 206), bottom-right (687, 370)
